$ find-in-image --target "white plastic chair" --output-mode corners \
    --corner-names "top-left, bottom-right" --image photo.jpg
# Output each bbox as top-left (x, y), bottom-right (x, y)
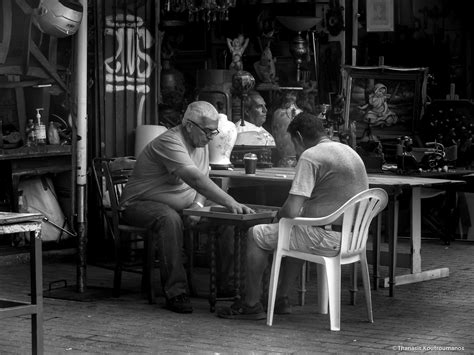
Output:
top-left (266, 188), bottom-right (388, 331)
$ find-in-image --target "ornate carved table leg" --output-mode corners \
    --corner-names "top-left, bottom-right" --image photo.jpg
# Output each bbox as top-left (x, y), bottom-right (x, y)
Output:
top-left (209, 227), bottom-right (217, 312)
top-left (233, 225), bottom-right (241, 301)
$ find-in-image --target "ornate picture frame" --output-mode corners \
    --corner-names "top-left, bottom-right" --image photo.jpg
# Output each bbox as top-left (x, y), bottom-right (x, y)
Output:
top-left (342, 66), bottom-right (428, 139)
top-left (366, 0), bottom-right (394, 32)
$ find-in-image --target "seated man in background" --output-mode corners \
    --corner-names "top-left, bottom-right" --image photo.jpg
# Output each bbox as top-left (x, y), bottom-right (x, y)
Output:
top-left (218, 112), bottom-right (369, 319)
top-left (120, 101), bottom-right (255, 314)
top-left (234, 91), bottom-right (275, 147)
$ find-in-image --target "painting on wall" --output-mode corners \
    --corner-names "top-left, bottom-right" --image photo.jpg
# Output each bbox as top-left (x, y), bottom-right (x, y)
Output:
top-left (342, 66), bottom-right (429, 139)
top-left (366, 0), bottom-right (394, 32)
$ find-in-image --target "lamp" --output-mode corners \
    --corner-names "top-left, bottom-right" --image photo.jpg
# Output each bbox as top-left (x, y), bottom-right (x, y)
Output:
top-left (276, 16), bottom-right (321, 83)
top-left (232, 71), bottom-right (255, 127)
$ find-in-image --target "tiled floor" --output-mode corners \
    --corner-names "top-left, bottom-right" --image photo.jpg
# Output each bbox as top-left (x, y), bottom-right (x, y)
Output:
top-left (0, 238), bottom-right (473, 354)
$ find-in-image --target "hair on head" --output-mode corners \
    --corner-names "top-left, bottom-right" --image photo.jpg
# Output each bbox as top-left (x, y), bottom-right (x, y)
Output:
top-left (182, 101), bottom-right (219, 125)
top-left (287, 111), bottom-right (325, 141)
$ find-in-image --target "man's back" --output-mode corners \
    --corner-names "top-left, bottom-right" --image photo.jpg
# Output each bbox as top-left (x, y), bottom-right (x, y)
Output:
top-left (290, 139), bottom-right (369, 218)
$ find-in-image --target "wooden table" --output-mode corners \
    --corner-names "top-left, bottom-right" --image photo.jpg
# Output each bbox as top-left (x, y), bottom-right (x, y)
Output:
top-left (0, 212), bottom-right (44, 355)
top-left (210, 168), bottom-right (465, 296)
top-left (183, 205), bottom-right (278, 312)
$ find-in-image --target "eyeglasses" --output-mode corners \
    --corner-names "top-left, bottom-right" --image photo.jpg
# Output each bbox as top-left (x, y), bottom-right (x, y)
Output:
top-left (188, 120), bottom-right (219, 139)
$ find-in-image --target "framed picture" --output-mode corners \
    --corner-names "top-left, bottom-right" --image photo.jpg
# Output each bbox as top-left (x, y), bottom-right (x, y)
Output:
top-left (342, 66), bottom-right (428, 139)
top-left (366, 0), bottom-right (394, 32)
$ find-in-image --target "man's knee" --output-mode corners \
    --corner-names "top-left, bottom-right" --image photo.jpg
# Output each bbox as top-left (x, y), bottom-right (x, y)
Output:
top-left (247, 227), bottom-right (260, 250)
top-left (153, 207), bottom-right (183, 232)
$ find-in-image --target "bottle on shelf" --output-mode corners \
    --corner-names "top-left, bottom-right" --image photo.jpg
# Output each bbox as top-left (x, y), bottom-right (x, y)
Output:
top-left (26, 119), bottom-right (36, 147)
top-left (47, 121), bottom-right (60, 145)
top-left (34, 108), bottom-right (46, 145)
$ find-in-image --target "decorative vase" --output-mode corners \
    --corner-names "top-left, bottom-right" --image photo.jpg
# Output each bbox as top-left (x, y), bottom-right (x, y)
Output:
top-left (135, 124), bottom-right (168, 157)
top-left (208, 113), bottom-right (237, 169)
top-left (271, 91), bottom-right (302, 167)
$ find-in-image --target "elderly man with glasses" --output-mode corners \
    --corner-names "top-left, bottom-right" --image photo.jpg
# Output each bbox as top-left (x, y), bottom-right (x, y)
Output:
top-left (120, 101), bottom-right (255, 313)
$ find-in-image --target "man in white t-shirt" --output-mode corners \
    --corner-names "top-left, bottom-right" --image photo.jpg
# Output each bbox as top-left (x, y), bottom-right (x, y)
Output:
top-left (234, 91), bottom-right (275, 146)
top-left (218, 111), bottom-right (369, 320)
top-left (121, 101), bottom-right (254, 314)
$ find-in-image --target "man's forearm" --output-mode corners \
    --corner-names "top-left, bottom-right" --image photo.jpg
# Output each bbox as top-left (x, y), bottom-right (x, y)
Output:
top-left (186, 173), bottom-right (236, 207)
top-left (277, 194), bottom-right (307, 219)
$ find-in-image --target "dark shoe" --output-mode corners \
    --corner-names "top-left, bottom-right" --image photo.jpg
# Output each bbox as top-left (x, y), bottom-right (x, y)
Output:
top-left (217, 300), bottom-right (266, 320)
top-left (274, 296), bottom-right (292, 315)
top-left (165, 294), bottom-right (193, 314)
top-left (261, 296), bottom-right (293, 314)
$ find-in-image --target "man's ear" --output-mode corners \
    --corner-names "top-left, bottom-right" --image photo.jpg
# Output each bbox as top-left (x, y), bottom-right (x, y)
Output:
top-left (291, 133), bottom-right (304, 150)
top-left (183, 121), bottom-right (192, 133)
top-left (243, 107), bottom-right (250, 120)
top-left (294, 131), bottom-right (305, 147)
top-left (296, 131), bottom-right (303, 142)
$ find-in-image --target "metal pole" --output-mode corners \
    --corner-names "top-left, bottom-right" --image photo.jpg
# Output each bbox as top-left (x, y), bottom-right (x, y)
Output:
top-left (76, 0), bottom-right (88, 293)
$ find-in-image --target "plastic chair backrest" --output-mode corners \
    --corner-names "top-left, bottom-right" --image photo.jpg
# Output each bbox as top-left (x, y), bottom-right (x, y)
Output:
top-left (339, 188), bottom-right (388, 258)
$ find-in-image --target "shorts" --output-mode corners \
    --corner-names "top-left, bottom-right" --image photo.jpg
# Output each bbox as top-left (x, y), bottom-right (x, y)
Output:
top-left (250, 223), bottom-right (341, 257)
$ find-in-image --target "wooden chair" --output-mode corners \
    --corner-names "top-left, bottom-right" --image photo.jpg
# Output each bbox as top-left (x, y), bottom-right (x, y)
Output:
top-left (92, 157), bottom-right (197, 303)
top-left (266, 188), bottom-right (388, 331)
top-left (92, 157), bottom-right (155, 303)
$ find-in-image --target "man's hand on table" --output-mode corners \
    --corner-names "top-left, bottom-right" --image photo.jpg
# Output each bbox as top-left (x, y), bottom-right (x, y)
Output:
top-left (226, 202), bottom-right (255, 215)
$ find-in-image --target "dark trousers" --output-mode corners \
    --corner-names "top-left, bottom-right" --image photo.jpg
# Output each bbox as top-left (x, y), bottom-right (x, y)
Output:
top-left (123, 200), bottom-right (235, 299)
top-left (123, 200), bottom-right (188, 299)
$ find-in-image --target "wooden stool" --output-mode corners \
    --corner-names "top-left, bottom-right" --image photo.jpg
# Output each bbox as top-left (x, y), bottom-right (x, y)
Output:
top-left (0, 212), bottom-right (44, 355)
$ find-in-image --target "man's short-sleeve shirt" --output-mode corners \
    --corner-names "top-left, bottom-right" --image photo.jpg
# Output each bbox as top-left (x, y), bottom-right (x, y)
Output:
top-left (290, 140), bottom-right (369, 218)
top-left (120, 125), bottom-right (208, 210)
top-left (234, 120), bottom-right (276, 146)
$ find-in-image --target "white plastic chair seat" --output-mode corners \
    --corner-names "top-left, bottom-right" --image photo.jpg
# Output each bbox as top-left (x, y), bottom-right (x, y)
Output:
top-left (266, 188), bottom-right (388, 331)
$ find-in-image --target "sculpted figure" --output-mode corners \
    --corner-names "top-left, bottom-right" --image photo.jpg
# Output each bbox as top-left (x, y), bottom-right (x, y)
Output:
top-left (254, 46), bottom-right (277, 83)
top-left (227, 34), bottom-right (249, 72)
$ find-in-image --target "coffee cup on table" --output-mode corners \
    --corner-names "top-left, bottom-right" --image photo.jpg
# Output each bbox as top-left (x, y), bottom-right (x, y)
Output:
top-left (243, 153), bottom-right (257, 174)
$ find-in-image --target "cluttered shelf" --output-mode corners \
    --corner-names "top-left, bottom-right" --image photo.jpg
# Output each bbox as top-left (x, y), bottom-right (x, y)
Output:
top-left (0, 144), bottom-right (71, 160)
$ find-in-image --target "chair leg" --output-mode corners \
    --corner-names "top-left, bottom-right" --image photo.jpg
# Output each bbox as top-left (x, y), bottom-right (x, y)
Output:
top-left (186, 230), bottom-right (198, 297)
top-left (360, 257), bottom-right (373, 323)
top-left (316, 263), bottom-right (328, 314)
top-left (145, 231), bottom-right (156, 304)
top-left (325, 259), bottom-right (341, 331)
top-left (266, 251), bottom-right (283, 326)
top-left (113, 235), bottom-right (123, 298)
top-left (298, 262), bottom-right (307, 306)
top-left (350, 263), bottom-right (358, 305)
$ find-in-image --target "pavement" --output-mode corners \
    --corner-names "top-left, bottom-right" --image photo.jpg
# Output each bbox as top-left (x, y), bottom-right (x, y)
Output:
top-left (1, 238), bottom-right (474, 355)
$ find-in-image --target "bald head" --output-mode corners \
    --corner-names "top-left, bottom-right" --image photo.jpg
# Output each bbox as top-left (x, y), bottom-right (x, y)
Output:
top-left (183, 101), bottom-right (219, 129)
